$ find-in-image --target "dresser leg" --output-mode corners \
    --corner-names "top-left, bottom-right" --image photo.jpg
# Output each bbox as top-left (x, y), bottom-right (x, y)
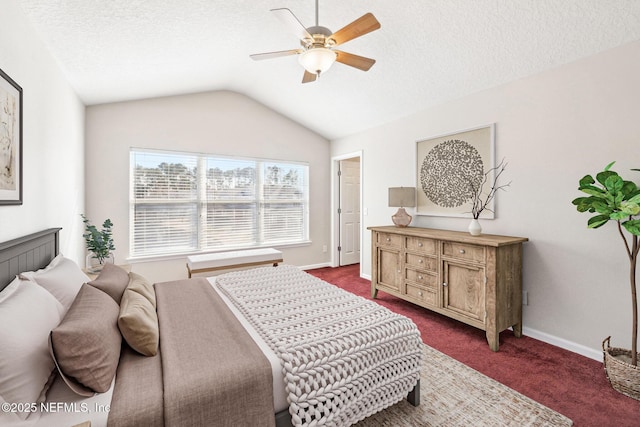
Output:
top-left (371, 288), bottom-right (378, 299)
top-left (512, 322), bottom-right (523, 338)
top-left (486, 330), bottom-right (499, 352)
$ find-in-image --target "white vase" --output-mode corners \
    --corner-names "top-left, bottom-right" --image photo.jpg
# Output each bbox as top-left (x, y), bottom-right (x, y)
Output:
top-left (468, 219), bottom-right (482, 236)
top-left (85, 252), bottom-right (114, 273)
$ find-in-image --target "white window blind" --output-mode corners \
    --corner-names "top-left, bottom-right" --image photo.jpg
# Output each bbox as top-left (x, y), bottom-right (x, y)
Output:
top-left (130, 149), bottom-right (309, 257)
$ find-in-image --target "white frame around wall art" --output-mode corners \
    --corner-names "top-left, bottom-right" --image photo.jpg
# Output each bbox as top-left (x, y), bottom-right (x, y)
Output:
top-left (416, 124), bottom-right (495, 218)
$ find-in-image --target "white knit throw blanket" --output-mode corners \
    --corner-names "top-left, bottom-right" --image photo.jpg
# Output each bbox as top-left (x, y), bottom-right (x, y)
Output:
top-left (215, 265), bottom-right (423, 427)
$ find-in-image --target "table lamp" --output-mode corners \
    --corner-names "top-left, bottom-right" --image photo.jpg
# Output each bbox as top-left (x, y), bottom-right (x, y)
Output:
top-left (388, 187), bottom-right (416, 227)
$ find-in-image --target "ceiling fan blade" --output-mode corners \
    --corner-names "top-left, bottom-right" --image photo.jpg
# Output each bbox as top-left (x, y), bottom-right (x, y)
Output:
top-left (302, 70), bottom-right (317, 84)
top-left (335, 51), bottom-right (376, 71)
top-left (250, 49), bottom-right (301, 61)
top-left (271, 8), bottom-right (313, 41)
top-left (329, 13), bottom-right (381, 46)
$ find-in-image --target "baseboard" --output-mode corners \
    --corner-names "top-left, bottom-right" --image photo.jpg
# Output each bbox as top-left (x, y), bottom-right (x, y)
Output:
top-left (521, 327), bottom-right (602, 362)
top-left (355, 271), bottom-right (601, 362)
top-left (300, 262), bottom-right (332, 271)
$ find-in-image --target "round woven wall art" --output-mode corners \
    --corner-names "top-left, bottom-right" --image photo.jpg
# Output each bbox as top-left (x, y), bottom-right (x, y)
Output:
top-left (419, 139), bottom-right (484, 208)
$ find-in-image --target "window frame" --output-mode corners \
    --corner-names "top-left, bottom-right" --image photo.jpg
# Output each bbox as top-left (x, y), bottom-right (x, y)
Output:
top-left (129, 148), bottom-right (310, 259)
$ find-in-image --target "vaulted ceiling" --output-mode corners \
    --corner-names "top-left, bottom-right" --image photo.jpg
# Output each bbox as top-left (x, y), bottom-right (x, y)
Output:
top-left (19, 0), bottom-right (640, 139)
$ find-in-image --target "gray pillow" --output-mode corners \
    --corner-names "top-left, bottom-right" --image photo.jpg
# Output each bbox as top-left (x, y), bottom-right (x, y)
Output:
top-left (87, 263), bottom-right (130, 304)
top-left (50, 284), bottom-right (121, 396)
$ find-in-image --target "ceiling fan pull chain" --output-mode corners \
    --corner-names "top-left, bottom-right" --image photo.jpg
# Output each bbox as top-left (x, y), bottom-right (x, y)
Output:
top-left (315, 0), bottom-right (319, 27)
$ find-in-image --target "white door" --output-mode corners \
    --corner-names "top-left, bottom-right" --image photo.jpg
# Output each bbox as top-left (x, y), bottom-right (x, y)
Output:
top-left (339, 158), bottom-right (360, 266)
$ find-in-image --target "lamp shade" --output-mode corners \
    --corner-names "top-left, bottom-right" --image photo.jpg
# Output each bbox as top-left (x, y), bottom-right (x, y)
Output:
top-left (388, 187), bottom-right (416, 208)
top-left (298, 48), bottom-right (337, 75)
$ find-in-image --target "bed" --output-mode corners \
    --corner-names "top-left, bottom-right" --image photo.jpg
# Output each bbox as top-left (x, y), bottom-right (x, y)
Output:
top-left (0, 228), bottom-right (422, 427)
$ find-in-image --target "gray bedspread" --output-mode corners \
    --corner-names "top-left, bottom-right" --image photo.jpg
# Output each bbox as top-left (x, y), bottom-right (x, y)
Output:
top-left (108, 278), bottom-right (275, 427)
top-left (108, 344), bottom-right (164, 427)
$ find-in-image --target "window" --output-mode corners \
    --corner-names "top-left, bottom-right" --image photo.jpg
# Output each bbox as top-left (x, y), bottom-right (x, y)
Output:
top-left (130, 149), bottom-right (309, 257)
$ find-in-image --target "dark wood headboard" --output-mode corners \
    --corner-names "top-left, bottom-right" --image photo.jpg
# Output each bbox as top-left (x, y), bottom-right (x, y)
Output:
top-left (0, 228), bottom-right (61, 292)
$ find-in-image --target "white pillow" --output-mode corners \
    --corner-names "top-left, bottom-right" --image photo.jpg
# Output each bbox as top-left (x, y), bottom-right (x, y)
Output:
top-left (0, 393), bottom-right (19, 424)
top-left (0, 277), bottom-right (64, 420)
top-left (20, 254), bottom-right (90, 312)
top-left (0, 276), bottom-right (20, 304)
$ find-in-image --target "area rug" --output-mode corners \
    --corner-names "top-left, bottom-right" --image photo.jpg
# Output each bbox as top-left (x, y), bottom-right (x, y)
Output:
top-left (356, 344), bottom-right (573, 426)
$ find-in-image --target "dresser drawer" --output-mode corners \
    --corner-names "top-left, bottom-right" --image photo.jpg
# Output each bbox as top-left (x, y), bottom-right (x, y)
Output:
top-left (405, 253), bottom-right (437, 272)
top-left (406, 236), bottom-right (437, 254)
top-left (376, 232), bottom-right (402, 248)
top-left (406, 284), bottom-right (437, 306)
top-left (405, 268), bottom-right (438, 289)
top-left (442, 241), bottom-right (485, 264)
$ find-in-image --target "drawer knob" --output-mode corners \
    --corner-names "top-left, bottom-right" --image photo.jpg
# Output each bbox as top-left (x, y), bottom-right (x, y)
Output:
top-left (443, 282), bottom-right (448, 287)
top-left (418, 291), bottom-right (423, 296)
top-left (418, 259), bottom-right (423, 263)
top-left (418, 275), bottom-right (423, 280)
top-left (418, 242), bottom-right (423, 247)
top-left (459, 249), bottom-right (465, 254)
top-left (386, 237), bottom-right (391, 242)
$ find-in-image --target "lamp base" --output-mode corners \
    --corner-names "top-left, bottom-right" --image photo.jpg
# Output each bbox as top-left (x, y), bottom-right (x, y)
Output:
top-left (392, 207), bottom-right (412, 227)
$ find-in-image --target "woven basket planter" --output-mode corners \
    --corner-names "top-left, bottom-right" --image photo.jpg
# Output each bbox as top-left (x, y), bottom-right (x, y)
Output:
top-left (602, 336), bottom-right (640, 401)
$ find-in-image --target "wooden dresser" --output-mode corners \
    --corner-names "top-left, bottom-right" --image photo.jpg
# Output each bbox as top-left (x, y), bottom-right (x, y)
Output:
top-left (368, 226), bottom-right (528, 351)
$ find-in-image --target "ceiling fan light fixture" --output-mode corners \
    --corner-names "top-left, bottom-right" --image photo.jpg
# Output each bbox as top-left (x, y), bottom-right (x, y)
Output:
top-left (298, 48), bottom-right (337, 75)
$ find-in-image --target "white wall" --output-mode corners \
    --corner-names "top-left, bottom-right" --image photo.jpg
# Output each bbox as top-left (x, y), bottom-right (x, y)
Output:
top-left (0, 2), bottom-right (86, 261)
top-left (331, 40), bottom-right (640, 359)
top-left (85, 90), bottom-right (331, 283)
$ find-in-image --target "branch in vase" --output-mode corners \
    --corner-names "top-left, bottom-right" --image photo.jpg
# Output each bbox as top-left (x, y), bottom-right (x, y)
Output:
top-left (470, 158), bottom-right (511, 219)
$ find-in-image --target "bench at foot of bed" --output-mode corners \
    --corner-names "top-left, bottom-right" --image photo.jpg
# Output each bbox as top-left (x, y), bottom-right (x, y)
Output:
top-left (186, 248), bottom-right (283, 277)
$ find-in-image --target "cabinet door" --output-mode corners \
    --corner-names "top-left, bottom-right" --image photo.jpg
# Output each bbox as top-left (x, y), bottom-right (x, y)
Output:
top-left (377, 247), bottom-right (402, 292)
top-left (442, 261), bottom-right (486, 323)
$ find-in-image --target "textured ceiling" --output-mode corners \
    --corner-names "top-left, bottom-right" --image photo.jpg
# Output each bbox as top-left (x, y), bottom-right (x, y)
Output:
top-left (18, 0), bottom-right (640, 139)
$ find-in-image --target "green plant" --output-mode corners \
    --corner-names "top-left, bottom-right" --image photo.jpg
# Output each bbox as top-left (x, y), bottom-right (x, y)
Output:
top-left (81, 214), bottom-right (115, 263)
top-left (572, 161), bottom-right (640, 366)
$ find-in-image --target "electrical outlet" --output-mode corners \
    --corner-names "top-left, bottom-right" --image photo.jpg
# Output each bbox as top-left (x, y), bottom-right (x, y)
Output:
top-left (322, 245), bottom-right (327, 253)
top-left (522, 291), bottom-right (529, 306)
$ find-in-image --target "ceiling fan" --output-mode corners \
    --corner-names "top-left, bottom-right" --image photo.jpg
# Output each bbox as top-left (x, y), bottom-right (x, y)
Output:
top-left (250, 0), bottom-right (381, 83)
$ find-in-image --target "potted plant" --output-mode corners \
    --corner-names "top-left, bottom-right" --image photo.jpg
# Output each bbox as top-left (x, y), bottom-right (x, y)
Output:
top-left (467, 158), bottom-right (510, 235)
top-left (81, 214), bottom-right (115, 273)
top-left (572, 161), bottom-right (640, 400)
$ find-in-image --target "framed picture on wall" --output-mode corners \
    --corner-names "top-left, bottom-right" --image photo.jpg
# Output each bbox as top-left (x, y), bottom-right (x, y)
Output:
top-left (0, 67), bottom-right (22, 205)
top-left (416, 124), bottom-right (495, 218)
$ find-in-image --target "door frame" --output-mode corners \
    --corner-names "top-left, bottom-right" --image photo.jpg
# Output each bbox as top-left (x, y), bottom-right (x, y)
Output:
top-left (331, 150), bottom-right (363, 273)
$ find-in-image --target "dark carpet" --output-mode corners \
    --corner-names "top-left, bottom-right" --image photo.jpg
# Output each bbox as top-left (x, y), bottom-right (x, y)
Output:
top-left (307, 264), bottom-right (639, 427)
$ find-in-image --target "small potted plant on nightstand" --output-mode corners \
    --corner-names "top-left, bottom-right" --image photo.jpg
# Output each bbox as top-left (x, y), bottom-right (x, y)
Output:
top-left (81, 214), bottom-right (115, 273)
top-left (572, 161), bottom-right (640, 400)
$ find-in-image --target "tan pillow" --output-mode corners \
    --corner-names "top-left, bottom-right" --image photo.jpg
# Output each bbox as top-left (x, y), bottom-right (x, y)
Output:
top-left (118, 273), bottom-right (159, 356)
top-left (50, 284), bottom-right (121, 396)
top-left (87, 263), bottom-right (130, 304)
top-left (126, 272), bottom-right (156, 308)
